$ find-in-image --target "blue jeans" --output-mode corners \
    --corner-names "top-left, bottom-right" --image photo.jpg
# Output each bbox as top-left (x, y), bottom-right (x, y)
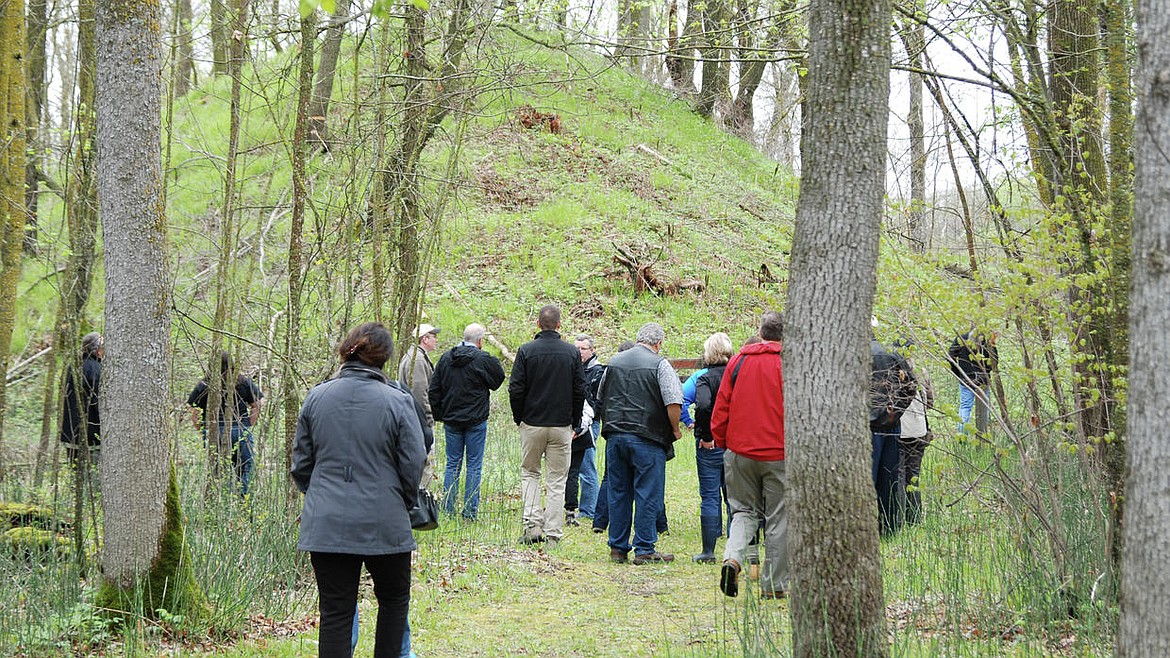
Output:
top-left (958, 382), bottom-right (977, 431)
top-left (353, 607), bottom-right (414, 657)
top-left (442, 421), bottom-right (488, 519)
top-left (871, 427), bottom-right (903, 535)
top-left (695, 441), bottom-right (727, 525)
top-left (605, 433), bottom-right (667, 556)
top-left (204, 424), bottom-right (253, 497)
top-left (578, 420), bottom-right (601, 516)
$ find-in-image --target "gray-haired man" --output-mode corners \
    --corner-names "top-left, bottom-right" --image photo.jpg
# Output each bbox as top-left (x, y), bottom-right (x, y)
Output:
top-left (598, 322), bottom-right (682, 564)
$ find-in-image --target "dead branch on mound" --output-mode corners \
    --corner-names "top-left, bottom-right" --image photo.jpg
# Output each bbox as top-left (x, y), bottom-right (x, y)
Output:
top-left (612, 243), bottom-right (705, 296)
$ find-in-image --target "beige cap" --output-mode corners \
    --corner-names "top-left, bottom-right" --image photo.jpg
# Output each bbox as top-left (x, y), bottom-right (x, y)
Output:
top-left (414, 324), bottom-right (440, 338)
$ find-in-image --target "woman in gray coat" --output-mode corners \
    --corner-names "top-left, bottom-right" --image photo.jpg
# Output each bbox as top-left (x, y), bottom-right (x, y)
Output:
top-left (292, 322), bottom-right (428, 658)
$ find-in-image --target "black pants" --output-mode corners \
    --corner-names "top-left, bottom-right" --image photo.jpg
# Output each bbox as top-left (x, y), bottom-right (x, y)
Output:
top-left (899, 433), bottom-right (931, 524)
top-left (565, 443), bottom-right (589, 511)
top-left (310, 551), bottom-right (411, 658)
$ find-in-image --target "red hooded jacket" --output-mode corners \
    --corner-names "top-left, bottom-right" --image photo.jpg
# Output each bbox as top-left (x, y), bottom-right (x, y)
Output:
top-left (711, 341), bottom-right (784, 461)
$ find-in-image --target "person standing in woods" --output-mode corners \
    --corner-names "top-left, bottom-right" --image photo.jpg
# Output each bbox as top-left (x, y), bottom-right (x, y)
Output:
top-left (869, 335), bottom-right (917, 534)
top-left (508, 304), bottom-right (586, 546)
top-left (60, 332), bottom-right (104, 463)
top-left (947, 327), bottom-right (998, 433)
top-left (689, 332), bottom-right (735, 564)
top-left (712, 312), bottom-right (787, 598)
top-left (292, 322), bottom-right (427, 658)
top-left (429, 323), bottom-right (505, 521)
top-left (598, 322), bottom-right (683, 565)
top-left (400, 323), bottom-right (440, 485)
top-left (894, 338), bottom-right (934, 525)
top-left (565, 334), bottom-right (604, 525)
top-left (187, 350), bottom-right (263, 496)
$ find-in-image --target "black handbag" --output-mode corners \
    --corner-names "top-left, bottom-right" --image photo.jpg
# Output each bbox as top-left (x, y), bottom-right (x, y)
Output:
top-left (409, 488), bottom-right (439, 531)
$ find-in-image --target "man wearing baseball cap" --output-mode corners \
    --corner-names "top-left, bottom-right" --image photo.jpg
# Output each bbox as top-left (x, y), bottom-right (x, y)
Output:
top-left (400, 322), bottom-right (440, 485)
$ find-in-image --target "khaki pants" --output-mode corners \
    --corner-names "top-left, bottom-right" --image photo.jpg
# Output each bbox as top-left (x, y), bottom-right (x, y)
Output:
top-left (723, 451), bottom-right (789, 593)
top-left (519, 423), bottom-right (572, 540)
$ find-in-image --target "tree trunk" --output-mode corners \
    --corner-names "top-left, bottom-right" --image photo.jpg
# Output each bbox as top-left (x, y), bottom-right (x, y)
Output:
top-left (308, 0), bottom-right (352, 147)
top-left (175, 0), bottom-right (195, 95)
top-left (0, 0), bottom-right (29, 476)
top-left (672, 0), bottom-right (701, 92)
top-left (284, 13), bottom-right (314, 500)
top-left (210, 0), bottom-right (230, 75)
top-left (728, 0), bottom-right (780, 136)
top-left (24, 0), bottom-right (48, 254)
top-left (695, 0), bottom-right (729, 119)
top-left (94, 0), bottom-right (194, 613)
top-left (900, 14), bottom-right (926, 251)
top-left (1102, 0), bottom-right (1134, 574)
top-left (1117, 0), bottom-right (1170, 650)
top-left (784, 0), bottom-right (891, 655)
top-left (34, 0), bottom-right (100, 488)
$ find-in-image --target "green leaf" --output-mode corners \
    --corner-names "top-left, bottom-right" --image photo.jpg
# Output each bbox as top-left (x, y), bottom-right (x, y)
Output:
top-left (410, 0), bottom-right (430, 10)
top-left (320, 0), bottom-right (336, 12)
top-left (298, 0), bottom-right (316, 18)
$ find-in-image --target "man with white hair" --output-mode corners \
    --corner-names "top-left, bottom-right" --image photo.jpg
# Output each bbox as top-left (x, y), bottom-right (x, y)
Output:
top-left (598, 322), bottom-right (683, 564)
top-left (429, 323), bottom-right (506, 521)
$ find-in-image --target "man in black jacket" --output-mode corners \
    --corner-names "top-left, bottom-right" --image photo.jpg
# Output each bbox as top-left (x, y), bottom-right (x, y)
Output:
top-left (508, 305), bottom-right (586, 545)
top-left (429, 323), bottom-right (505, 521)
top-left (60, 332), bottom-right (103, 463)
top-left (948, 328), bottom-right (999, 433)
top-left (870, 337), bottom-right (917, 535)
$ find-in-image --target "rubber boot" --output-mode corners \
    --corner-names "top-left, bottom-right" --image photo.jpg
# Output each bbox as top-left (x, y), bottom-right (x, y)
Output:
top-left (692, 515), bottom-right (721, 563)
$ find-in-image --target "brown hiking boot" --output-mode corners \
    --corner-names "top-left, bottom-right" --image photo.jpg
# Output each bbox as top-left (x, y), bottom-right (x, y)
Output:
top-left (632, 552), bottom-right (675, 565)
top-left (609, 548), bottom-right (629, 563)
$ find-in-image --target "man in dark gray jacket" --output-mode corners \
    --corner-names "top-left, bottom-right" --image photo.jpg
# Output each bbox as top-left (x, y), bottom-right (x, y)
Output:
top-left (508, 304), bottom-right (586, 545)
top-left (429, 323), bottom-right (505, 521)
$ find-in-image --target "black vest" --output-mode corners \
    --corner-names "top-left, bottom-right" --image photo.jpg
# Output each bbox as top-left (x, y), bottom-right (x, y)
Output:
top-left (693, 364), bottom-right (727, 443)
top-left (600, 346), bottom-right (673, 447)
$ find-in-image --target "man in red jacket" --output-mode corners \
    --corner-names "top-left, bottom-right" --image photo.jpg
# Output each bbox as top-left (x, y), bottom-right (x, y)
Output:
top-left (711, 311), bottom-right (786, 599)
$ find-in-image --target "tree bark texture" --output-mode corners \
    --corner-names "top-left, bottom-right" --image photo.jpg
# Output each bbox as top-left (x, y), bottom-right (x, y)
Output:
top-left (1118, 0), bottom-right (1170, 652)
top-left (695, 0), bottom-right (730, 119)
top-left (95, 0), bottom-right (172, 590)
top-left (210, 0), bottom-right (230, 75)
top-left (24, 0), bottom-right (48, 252)
top-left (1103, 0), bottom-right (1134, 574)
top-left (308, 0), bottom-right (353, 147)
top-left (285, 14), bottom-right (314, 498)
top-left (784, 0), bottom-right (891, 654)
top-left (174, 0), bottom-right (195, 95)
top-left (0, 0), bottom-right (29, 475)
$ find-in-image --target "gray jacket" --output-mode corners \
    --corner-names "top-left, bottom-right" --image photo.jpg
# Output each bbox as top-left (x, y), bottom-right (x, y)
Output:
top-left (398, 344), bottom-right (435, 426)
top-left (292, 362), bottom-right (427, 555)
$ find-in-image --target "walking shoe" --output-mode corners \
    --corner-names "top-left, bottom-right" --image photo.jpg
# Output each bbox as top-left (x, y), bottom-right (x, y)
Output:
top-left (609, 548), bottom-right (629, 563)
top-left (692, 552), bottom-right (717, 564)
top-left (720, 559), bottom-right (741, 597)
top-left (565, 512), bottom-right (581, 527)
top-left (592, 526), bottom-right (605, 534)
top-left (519, 531), bottom-right (545, 545)
top-left (632, 552), bottom-right (675, 565)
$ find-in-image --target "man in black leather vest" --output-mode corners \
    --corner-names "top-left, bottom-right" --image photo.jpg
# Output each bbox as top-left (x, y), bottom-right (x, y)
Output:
top-left (598, 322), bottom-right (683, 564)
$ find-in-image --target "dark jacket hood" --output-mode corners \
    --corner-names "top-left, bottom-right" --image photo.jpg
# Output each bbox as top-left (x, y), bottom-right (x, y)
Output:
top-left (450, 344), bottom-right (479, 367)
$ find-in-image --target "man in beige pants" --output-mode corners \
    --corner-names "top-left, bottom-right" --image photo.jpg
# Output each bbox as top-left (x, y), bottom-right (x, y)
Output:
top-left (508, 305), bottom-right (586, 546)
